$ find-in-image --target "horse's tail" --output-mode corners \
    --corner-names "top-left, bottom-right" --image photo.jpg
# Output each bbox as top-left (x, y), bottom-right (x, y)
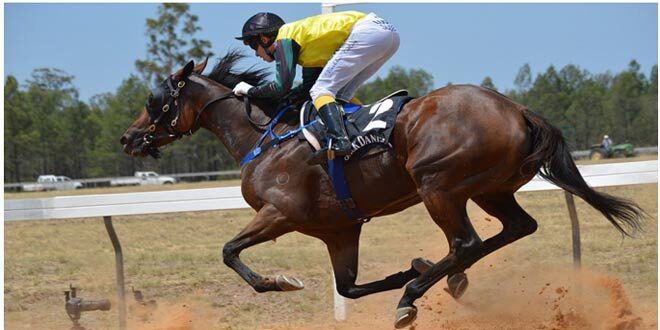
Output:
top-left (521, 109), bottom-right (644, 237)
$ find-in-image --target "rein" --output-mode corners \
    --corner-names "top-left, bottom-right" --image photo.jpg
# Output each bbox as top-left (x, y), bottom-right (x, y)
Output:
top-left (242, 96), bottom-right (275, 128)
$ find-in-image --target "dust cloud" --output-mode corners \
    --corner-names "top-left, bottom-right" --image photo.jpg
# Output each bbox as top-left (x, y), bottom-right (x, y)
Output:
top-left (127, 266), bottom-right (655, 330)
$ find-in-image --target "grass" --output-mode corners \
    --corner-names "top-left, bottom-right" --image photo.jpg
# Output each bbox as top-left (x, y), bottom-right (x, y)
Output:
top-left (4, 157), bottom-right (657, 329)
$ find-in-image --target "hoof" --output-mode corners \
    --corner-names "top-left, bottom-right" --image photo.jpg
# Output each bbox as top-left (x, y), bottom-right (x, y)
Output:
top-left (275, 275), bottom-right (304, 291)
top-left (411, 258), bottom-right (434, 274)
top-left (394, 306), bottom-right (417, 329)
top-left (445, 272), bottom-right (468, 299)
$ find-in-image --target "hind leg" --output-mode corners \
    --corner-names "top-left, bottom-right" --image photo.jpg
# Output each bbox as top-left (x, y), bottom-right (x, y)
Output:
top-left (470, 193), bottom-right (539, 262)
top-left (394, 192), bottom-right (538, 328)
top-left (394, 189), bottom-right (483, 327)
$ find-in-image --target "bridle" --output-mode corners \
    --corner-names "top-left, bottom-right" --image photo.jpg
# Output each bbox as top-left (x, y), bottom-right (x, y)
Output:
top-left (142, 74), bottom-right (278, 151)
top-left (143, 75), bottom-right (235, 147)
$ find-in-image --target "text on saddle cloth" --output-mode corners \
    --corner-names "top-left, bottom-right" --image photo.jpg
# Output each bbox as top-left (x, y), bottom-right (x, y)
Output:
top-left (300, 91), bottom-right (413, 160)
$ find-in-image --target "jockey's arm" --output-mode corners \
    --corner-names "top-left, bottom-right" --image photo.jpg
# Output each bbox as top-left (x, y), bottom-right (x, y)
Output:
top-left (283, 67), bottom-right (322, 105)
top-left (247, 38), bottom-right (300, 99)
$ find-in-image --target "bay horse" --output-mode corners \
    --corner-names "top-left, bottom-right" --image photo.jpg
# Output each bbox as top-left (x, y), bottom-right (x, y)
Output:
top-left (120, 52), bottom-right (643, 328)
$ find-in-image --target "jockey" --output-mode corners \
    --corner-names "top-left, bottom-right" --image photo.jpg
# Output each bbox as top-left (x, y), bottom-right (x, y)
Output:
top-left (233, 11), bottom-right (400, 159)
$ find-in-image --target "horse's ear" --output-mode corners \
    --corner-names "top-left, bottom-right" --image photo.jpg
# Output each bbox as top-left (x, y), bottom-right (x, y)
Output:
top-left (194, 56), bottom-right (209, 74)
top-left (173, 60), bottom-right (195, 81)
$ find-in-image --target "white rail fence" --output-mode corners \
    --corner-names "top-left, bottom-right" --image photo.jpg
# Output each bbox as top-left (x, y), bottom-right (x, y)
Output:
top-left (5, 186), bottom-right (248, 221)
top-left (6, 161), bottom-right (656, 221)
top-left (5, 160), bottom-right (657, 327)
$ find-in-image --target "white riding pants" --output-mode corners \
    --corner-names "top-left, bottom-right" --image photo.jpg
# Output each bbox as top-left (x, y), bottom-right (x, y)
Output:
top-left (309, 12), bottom-right (400, 103)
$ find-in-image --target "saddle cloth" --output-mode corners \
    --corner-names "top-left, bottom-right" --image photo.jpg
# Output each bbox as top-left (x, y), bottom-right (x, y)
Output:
top-left (299, 90), bottom-right (413, 160)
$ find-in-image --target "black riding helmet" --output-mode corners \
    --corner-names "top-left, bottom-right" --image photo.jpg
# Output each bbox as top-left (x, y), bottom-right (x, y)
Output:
top-left (235, 12), bottom-right (285, 41)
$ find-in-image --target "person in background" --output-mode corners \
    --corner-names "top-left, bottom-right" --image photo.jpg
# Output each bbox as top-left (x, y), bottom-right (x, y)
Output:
top-left (233, 11), bottom-right (400, 159)
top-left (602, 134), bottom-right (613, 152)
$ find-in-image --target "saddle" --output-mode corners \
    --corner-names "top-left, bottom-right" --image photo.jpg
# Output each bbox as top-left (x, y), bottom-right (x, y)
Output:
top-left (299, 90), bottom-right (413, 161)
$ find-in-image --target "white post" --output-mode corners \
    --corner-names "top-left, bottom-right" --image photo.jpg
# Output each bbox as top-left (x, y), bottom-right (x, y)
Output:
top-left (322, 1), bottom-right (369, 322)
top-left (324, 3), bottom-right (345, 320)
top-left (321, 3), bottom-right (336, 14)
top-left (332, 275), bottom-right (346, 321)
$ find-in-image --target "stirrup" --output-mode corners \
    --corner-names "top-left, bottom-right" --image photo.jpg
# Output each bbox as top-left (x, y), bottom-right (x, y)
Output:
top-left (307, 140), bottom-right (350, 165)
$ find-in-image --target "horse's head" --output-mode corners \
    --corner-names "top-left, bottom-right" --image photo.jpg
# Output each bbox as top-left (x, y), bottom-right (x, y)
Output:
top-left (120, 59), bottom-right (209, 158)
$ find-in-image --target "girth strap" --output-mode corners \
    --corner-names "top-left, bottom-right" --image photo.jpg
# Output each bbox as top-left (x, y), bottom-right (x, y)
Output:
top-left (327, 158), bottom-right (370, 222)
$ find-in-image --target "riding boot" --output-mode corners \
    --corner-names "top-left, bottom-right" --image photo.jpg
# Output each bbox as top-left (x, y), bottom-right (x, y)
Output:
top-left (308, 102), bottom-right (352, 164)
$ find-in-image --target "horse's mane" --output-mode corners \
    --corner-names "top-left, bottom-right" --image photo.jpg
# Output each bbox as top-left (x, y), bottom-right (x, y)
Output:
top-left (206, 49), bottom-right (271, 91)
top-left (206, 49), bottom-right (292, 118)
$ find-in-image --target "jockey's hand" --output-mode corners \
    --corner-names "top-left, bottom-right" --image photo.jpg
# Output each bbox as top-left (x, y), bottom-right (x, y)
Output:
top-left (233, 81), bottom-right (254, 96)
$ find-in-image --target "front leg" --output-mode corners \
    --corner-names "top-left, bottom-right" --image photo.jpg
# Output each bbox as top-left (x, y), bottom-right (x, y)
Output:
top-left (322, 226), bottom-right (429, 299)
top-left (222, 203), bottom-right (303, 292)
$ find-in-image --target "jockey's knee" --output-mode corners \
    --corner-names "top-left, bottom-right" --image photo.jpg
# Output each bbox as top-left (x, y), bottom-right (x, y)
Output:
top-left (309, 86), bottom-right (336, 104)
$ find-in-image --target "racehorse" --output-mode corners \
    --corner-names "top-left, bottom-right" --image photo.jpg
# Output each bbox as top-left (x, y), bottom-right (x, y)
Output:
top-left (120, 51), bottom-right (643, 328)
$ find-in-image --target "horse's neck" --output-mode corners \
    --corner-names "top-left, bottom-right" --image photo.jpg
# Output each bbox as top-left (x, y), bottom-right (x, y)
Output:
top-left (201, 96), bottom-right (272, 164)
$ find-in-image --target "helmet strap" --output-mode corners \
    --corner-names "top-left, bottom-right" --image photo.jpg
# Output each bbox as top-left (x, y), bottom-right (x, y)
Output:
top-left (258, 35), bottom-right (276, 58)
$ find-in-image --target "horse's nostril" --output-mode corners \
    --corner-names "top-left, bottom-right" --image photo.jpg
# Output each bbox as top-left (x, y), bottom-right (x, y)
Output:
top-left (120, 135), bottom-right (128, 145)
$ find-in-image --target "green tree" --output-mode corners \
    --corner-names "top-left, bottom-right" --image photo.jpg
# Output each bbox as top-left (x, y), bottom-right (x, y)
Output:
top-left (24, 68), bottom-right (81, 177)
top-left (508, 64), bottom-right (533, 105)
top-left (4, 76), bottom-right (39, 182)
top-left (565, 80), bottom-right (607, 149)
top-left (633, 65), bottom-right (658, 145)
top-left (602, 60), bottom-right (645, 142)
top-left (514, 63), bottom-right (532, 92)
top-left (557, 64), bottom-right (590, 146)
top-left (59, 101), bottom-right (96, 178)
top-left (88, 76), bottom-right (152, 177)
top-left (135, 3), bottom-right (213, 86)
top-left (593, 71), bottom-right (614, 89)
top-left (480, 76), bottom-right (497, 90)
top-left (526, 66), bottom-right (570, 123)
top-left (355, 66), bottom-right (433, 104)
top-left (559, 64), bottom-right (588, 95)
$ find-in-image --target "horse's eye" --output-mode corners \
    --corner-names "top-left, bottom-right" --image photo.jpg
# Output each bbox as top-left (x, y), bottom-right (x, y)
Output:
top-left (147, 93), bottom-right (154, 105)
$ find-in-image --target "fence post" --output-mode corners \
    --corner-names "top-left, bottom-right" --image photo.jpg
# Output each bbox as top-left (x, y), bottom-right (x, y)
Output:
top-left (564, 192), bottom-right (581, 268)
top-left (103, 216), bottom-right (127, 330)
top-left (332, 275), bottom-right (346, 321)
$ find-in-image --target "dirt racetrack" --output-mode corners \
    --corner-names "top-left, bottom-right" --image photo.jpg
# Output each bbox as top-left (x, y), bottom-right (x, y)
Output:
top-left (130, 266), bottom-right (652, 330)
top-left (124, 200), bottom-right (657, 330)
top-left (4, 166), bottom-right (657, 329)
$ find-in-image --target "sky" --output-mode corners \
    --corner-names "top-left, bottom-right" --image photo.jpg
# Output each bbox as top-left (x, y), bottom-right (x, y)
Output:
top-left (4, 3), bottom-right (658, 103)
